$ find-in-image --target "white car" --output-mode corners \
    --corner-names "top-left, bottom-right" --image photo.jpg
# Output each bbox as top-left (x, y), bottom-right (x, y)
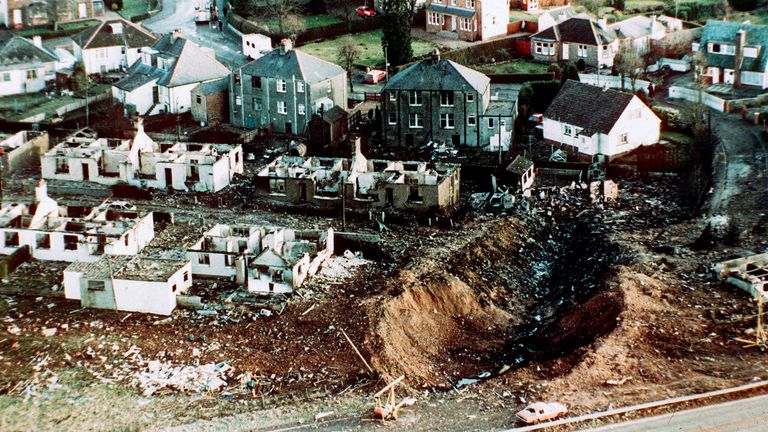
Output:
top-left (516, 402), bottom-right (568, 424)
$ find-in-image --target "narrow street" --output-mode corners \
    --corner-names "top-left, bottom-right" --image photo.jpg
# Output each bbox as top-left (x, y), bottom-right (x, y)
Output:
top-left (143, 0), bottom-right (248, 69)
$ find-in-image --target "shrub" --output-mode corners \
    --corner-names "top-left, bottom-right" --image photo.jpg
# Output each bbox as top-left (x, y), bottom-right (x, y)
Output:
top-left (729, 0), bottom-right (757, 11)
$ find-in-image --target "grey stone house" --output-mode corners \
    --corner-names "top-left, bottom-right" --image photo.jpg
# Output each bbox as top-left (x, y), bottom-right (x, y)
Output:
top-left (229, 40), bottom-right (347, 135)
top-left (381, 50), bottom-right (516, 150)
top-left (531, 17), bottom-right (618, 68)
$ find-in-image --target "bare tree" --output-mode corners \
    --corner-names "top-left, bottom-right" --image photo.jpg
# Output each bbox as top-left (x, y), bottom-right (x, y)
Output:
top-left (327, 0), bottom-right (357, 31)
top-left (614, 43), bottom-right (645, 91)
top-left (259, 0), bottom-right (306, 37)
top-left (337, 37), bottom-right (361, 92)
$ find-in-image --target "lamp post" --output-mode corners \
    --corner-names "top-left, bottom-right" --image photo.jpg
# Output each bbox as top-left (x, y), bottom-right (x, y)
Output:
top-left (383, 43), bottom-right (389, 83)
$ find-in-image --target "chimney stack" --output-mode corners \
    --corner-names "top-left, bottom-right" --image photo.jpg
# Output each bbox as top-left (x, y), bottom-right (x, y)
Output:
top-left (172, 28), bottom-right (183, 41)
top-left (32, 35), bottom-right (42, 48)
top-left (430, 48), bottom-right (441, 65)
top-left (280, 39), bottom-right (292, 55)
top-left (734, 28), bottom-right (746, 88)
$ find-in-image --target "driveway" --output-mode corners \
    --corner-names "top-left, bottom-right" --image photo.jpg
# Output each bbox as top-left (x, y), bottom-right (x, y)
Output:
top-left (143, 0), bottom-right (248, 69)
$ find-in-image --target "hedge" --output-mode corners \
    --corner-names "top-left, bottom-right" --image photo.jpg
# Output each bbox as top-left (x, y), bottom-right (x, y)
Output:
top-left (229, 12), bottom-right (385, 45)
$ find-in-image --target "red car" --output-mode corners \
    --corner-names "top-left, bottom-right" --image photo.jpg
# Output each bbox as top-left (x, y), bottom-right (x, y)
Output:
top-left (364, 69), bottom-right (386, 84)
top-left (356, 5), bottom-right (377, 17)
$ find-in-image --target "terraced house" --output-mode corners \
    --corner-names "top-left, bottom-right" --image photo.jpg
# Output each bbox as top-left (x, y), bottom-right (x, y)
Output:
top-left (2, 0), bottom-right (105, 28)
top-left (424, 0), bottom-right (509, 42)
top-left (381, 50), bottom-right (516, 150)
top-left (531, 16), bottom-right (618, 68)
top-left (695, 20), bottom-right (768, 89)
top-left (229, 39), bottom-right (347, 135)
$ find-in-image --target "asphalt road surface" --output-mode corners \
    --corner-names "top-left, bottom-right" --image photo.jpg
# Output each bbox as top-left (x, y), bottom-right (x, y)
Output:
top-left (143, 0), bottom-right (248, 69)
top-left (584, 394), bottom-right (768, 432)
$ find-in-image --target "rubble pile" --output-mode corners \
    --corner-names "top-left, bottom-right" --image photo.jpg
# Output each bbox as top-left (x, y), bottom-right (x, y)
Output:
top-left (134, 360), bottom-right (233, 396)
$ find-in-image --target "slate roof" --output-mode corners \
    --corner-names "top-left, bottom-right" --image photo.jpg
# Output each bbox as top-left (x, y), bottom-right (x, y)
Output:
top-left (382, 57), bottom-right (490, 94)
top-left (72, 19), bottom-right (157, 50)
top-left (532, 17), bottom-right (615, 45)
top-left (114, 61), bottom-right (165, 91)
top-left (154, 36), bottom-right (230, 87)
top-left (237, 47), bottom-right (345, 85)
top-left (544, 80), bottom-right (635, 136)
top-left (698, 20), bottom-right (768, 73)
top-left (192, 77), bottom-right (229, 95)
top-left (426, 3), bottom-right (476, 17)
top-left (505, 155), bottom-right (533, 175)
top-left (319, 105), bottom-right (348, 124)
top-left (0, 36), bottom-right (57, 68)
top-left (608, 15), bottom-right (665, 40)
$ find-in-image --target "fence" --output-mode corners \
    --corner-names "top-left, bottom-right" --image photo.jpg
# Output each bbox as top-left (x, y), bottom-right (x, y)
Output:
top-left (578, 74), bottom-right (651, 94)
top-left (668, 86), bottom-right (727, 111)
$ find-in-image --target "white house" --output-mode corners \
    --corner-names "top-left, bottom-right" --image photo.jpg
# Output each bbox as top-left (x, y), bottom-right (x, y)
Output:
top-left (543, 80), bottom-right (661, 161)
top-left (64, 256), bottom-right (192, 316)
top-left (71, 19), bottom-right (157, 75)
top-left (0, 180), bottom-right (155, 262)
top-left (695, 20), bottom-right (768, 89)
top-left (188, 224), bottom-right (334, 294)
top-left (609, 15), bottom-right (667, 55)
top-left (113, 31), bottom-right (230, 115)
top-left (242, 33), bottom-right (271, 59)
top-left (41, 119), bottom-right (244, 192)
top-left (536, 6), bottom-right (579, 32)
top-left (0, 36), bottom-right (56, 96)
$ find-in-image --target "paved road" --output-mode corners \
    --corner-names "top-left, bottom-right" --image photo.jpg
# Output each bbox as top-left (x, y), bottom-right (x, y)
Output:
top-left (143, 0), bottom-right (248, 69)
top-left (583, 394), bottom-right (768, 432)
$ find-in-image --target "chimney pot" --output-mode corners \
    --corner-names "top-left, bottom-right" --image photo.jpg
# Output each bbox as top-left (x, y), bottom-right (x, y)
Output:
top-left (280, 39), bottom-right (293, 54)
top-left (32, 35), bottom-right (42, 48)
top-left (431, 48), bottom-right (441, 64)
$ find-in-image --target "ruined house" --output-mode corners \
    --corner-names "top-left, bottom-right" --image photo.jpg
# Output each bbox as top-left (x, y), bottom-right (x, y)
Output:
top-left (715, 253), bottom-right (768, 300)
top-left (257, 140), bottom-right (461, 213)
top-left (0, 181), bottom-right (155, 262)
top-left (188, 224), bottom-right (333, 294)
top-left (64, 256), bottom-right (192, 315)
top-left (0, 130), bottom-right (49, 174)
top-left (41, 119), bottom-right (243, 192)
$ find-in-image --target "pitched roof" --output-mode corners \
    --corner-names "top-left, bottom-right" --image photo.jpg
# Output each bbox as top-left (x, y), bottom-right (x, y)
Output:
top-left (114, 61), bottom-right (164, 91)
top-left (544, 80), bottom-right (635, 136)
top-left (608, 15), bottom-right (665, 40)
top-left (698, 20), bottom-right (768, 72)
top-left (505, 155), bottom-right (533, 175)
top-left (426, 3), bottom-right (476, 17)
top-left (72, 19), bottom-right (157, 50)
top-left (192, 77), bottom-right (229, 95)
top-left (532, 17), bottom-right (615, 45)
top-left (154, 35), bottom-right (230, 87)
top-left (382, 57), bottom-right (490, 94)
top-left (237, 47), bottom-right (345, 84)
top-left (0, 37), bottom-right (57, 68)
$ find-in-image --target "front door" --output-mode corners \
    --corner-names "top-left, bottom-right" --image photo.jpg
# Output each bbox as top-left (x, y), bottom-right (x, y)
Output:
top-left (451, 16), bottom-right (456, 32)
top-left (299, 184), bottom-right (307, 201)
top-left (165, 168), bottom-right (173, 189)
top-left (405, 133), bottom-right (414, 147)
top-left (562, 43), bottom-right (569, 60)
top-left (82, 164), bottom-right (90, 180)
top-left (246, 116), bottom-right (254, 129)
top-left (386, 188), bottom-right (394, 205)
top-left (78, 3), bottom-right (87, 18)
top-left (152, 86), bottom-right (159, 104)
top-left (451, 134), bottom-right (460, 147)
top-left (285, 122), bottom-right (292, 135)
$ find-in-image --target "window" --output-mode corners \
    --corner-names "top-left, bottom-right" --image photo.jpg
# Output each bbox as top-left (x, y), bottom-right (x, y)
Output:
top-left (277, 79), bottom-right (286, 92)
top-left (620, 133), bottom-right (628, 144)
top-left (4, 232), bottom-right (19, 247)
top-left (451, 0), bottom-right (456, 4)
top-left (297, 81), bottom-right (304, 92)
top-left (253, 98), bottom-right (262, 110)
top-left (408, 186), bottom-right (422, 202)
top-left (270, 178), bottom-right (286, 193)
top-left (36, 234), bottom-right (50, 249)
top-left (196, 95), bottom-right (202, 104)
top-left (298, 104), bottom-right (305, 115)
top-left (535, 42), bottom-right (555, 56)
top-left (26, 69), bottom-right (38, 79)
top-left (87, 280), bottom-right (106, 291)
top-left (408, 113), bottom-right (423, 128)
top-left (488, 118), bottom-right (495, 128)
top-left (439, 91), bottom-right (454, 106)
top-left (272, 270), bottom-right (284, 282)
top-left (467, 115), bottom-right (476, 126)
top-left (408, 91), bottom-right (422, 106)
top-left (234, 74), bottom-right (241, 84)
top-left (235, 96), bottom-right (242, 106)
top-left (578, 44), bottom-right (588, 57)
top-left (563, 125), bottom-right (573, 136)
top-left (121, 46), bottom-right (126, 55)
top-left (466, 93), bottom-right (474, 102)
top-left (2, 73), bottom-right (9, 81)
top-left (55, 158), bottom-right (69, 174)
top-left (277, 101), bottom-right (287, 114)
top-left (327, 81), bottom-right (332, 93)
top-left (172, 284), bottom-right (178, 293)
top-left (197, 253), bottom-right (210, 265)
top-left (602, 45), bottom-right (610, 58)
top-left (251, 76), bottom-right (261, 88)
top-left (64, 235), bottom-right (78, 250)
top-left (460, 18), bottom-right (473, 31)
top-left (500, 120), bottom-right (507, 128)
top-left (745, 47), bottom-right (759, 58)
top-left (388, 112), bottom-right (397, 124)
top-left (440, 113), bottom-right (455, 129)
top-left (389, 92), bottom-right (396, 101)
top-left (467, 0), bottom-right (475, 7)
top-left (183, 271), bottom-right (190, 282)
top-left (428, 12), bottom-right (441, 25)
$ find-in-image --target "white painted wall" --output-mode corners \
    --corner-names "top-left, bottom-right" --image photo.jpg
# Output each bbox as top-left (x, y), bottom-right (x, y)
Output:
top-left (0, 64), bottom-right (54, 96)
top-left (480, 0), bottom-right (509, 40)
top-left (82, 46), bottom-right (125, 74)
top-left (112, 79), bottom-right (157, 115)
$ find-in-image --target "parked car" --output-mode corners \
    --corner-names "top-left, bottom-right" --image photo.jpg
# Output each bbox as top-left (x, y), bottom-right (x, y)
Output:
top-left (528, 113), bottom-right (544, 125)
top-left (364, 69), bottom-right (387, 84)
top-left (195, 9), bottom-right (211, 23)
top-left (356, 5), bottom-right (377, 17)
top-left (515, 402), bottom-right (568, 424)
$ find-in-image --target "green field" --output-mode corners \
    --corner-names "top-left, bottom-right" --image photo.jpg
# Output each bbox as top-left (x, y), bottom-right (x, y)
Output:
top-left (474, 60), bottom-right (550, 74)
top-left (258, 14), bottom-right (343, 33)
top-left (118, 0), bottom-right (149, 20)
top-left (299, 30), bottom-right (437, 68)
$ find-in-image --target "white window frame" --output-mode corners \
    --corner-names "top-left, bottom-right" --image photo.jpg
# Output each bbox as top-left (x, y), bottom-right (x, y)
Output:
top-left (535, 42), bottom-right (554, 56)
top-left (409, 91), bottom-right (422, 106)
top-left (277, 101), bottom-right (287, 114)
top-left (276, 79), bottom-right (286, 93)
top-left (297, 81), bottom-right (305, 93)
top-left (409, 113), bottom-right (423, 128)
top-left (388, 112), bottom-right (397, 125)
top-left (439, 91), bottom-right (454, 107)
top-left (298, 104), bottom-right (305, 115)
top-left (466, 93), bottom-right (474, 103)
top-left (235, 95), bottom-right (242, 106)
top-left (467, 0), bottom-right (475, 7)
top-left (563, 125), bottom-right (572, 136)
top-left (467, 115), bottom-right (476, 126)
top-left (389, 92), bottom-right (396, 101)
top-left (620, 132), bottom-right (629, 144)
top-left (578, 44), bottom-right (588, 58)
top-left (488, 118), bottom-right (495, 128)
top-left (440, 113), bottom-right (454, 129)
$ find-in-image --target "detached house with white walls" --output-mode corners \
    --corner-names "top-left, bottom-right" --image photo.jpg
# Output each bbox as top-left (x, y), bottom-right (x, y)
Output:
top-left (72, 19), bottom-right (157, 75)
top-left (187, 224), bottom-right (334, 294)
top-left (0, 36), bottom-right (56, 96)
top-left (608, 15), bottom-right (667, 55)
top-left (424, 0), bottom-right (509, 42)
top-left (695, 20), bottom-right (768, 89)
top-left (229, 39), bottom-right (347, 135)
top-left (0, 180), bottom-right (155, 262)
top-left (531, 17), bottom-right (618, 68)
top-left (542, 81), bottom-right (660, 161)
top-left (112, 31), bottom-right (230, 115)
top-left (42, 120), bottom-right (244, 192)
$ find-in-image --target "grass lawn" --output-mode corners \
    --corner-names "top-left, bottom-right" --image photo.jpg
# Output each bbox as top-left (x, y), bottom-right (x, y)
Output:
top-left (661, 130), bottom-right (693, 145)
top-left (58, 19), bottom-right (101, 31)
top-left (299, 30), bottom-right (437, 68)
top-left (474, 59), bottom-right (550, 74)
top-left (258, 14), bottom-right (343, 33)
top-left (509, 10), bottom-right (536, 22)
top-left (119, 0), bottom-right (149, 19)
top-left (625, 0), bottom-right (664, 9)
top-left (0, 84), bottom-right (110, 122)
